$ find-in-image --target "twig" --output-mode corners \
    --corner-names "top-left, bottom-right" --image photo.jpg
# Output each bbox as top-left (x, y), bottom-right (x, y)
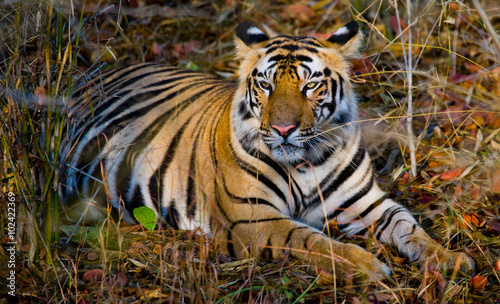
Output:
top-left (405, 0), bottom-right (417, 178)
top-left (391, 0), bottom-right (417, 178)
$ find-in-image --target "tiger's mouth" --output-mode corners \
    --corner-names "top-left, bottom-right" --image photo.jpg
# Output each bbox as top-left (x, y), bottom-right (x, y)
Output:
top-left (260, 126), bottom-right (338, 165)
top-left (261, 133), bottom-right (301, 149)
top-left (268, 144), bottom-right (305, 163)
top-left (271, 142), bottom-right (302, 152)
top-left (261, 133), bottom-right (310, 164)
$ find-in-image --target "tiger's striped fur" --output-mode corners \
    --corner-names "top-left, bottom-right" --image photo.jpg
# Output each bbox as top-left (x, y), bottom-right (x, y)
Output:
top-left (60, 21), bottom-right (474, 278)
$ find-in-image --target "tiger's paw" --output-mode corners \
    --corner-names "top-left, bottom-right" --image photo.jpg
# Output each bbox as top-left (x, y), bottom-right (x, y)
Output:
top-left (402, 229), bottom-right (475, 273)
top-left (420, 250), bottom-right (475, 273)
top-left (333, 243), bottom-right (391, 281)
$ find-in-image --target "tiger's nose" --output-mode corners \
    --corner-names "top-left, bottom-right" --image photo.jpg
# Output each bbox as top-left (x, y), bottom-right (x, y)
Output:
top-left (271, 124), bottom-right (298, 137)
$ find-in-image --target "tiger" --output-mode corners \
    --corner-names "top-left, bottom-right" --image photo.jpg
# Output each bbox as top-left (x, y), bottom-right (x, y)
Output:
top-left (60, 21), bottom-right (474, 279)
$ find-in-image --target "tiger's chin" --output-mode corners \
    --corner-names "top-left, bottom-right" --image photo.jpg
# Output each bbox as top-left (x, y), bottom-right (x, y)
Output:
top-left (268, 143), bottom-right (309, 166)
top-left (266, 143), bottom-right (300, 164)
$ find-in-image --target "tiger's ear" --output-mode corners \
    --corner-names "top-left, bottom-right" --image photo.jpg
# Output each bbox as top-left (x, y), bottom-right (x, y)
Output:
top-left (326, 21), bottom-right (362, 60)
top-left (235, 22), bottom-right (269, 59)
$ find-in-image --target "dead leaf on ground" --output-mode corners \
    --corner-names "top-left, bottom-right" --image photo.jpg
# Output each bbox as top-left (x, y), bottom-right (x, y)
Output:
top-left (471, 275), bottom-right (488, 291)
top-left (440, 168), bottom-right (464, 180)
top-left (419, 270), bottom-right (445, 302)
top-left (280, 4), bottom-right (315, 24)
top-left (487, 218), bottom-right (500, 235)
top-left (494, 260), bottom-right (500, 271)
top-left (105, 272), bottom-right (129, 288)
top-left (87, 251), bottom-right (99, 261)
top-left (491, 169), bottom-right (500, 192)
top-left (462, 212), bottom-right (484, 228)
top-left (82, 269), bottom-right (104, 283)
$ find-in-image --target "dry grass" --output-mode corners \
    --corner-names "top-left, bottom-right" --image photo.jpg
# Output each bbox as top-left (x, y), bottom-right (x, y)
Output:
top-left (1, 0), bottom-right (499, 303)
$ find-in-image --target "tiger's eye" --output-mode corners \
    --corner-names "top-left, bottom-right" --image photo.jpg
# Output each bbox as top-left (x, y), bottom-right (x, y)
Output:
top-left (306, 82), bottom-right (318, 89)
top-left (260, 81), bottom-right (271, 89)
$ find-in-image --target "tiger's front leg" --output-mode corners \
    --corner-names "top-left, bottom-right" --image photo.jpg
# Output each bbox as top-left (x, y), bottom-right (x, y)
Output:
top-left (388, 217), bottom-right (475, 271)
top-left (215, 200), bottom-right (390, 280)
top-left (335, 189), bottom-right (475, 272)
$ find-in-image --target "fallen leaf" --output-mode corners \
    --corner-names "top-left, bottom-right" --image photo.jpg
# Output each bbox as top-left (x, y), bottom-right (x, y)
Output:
top-left (374, 292), bottom-right (397, 302)
top-left (105, 272), bottom-right (129, 288)
top-left (470, 187), bottom-right (480, 199)
top-left (462, 212), bottom-right (483, 228)
top-left (419, 270), bottom-right (445, 302)
top-left (153, 244), bottom-right (161, 254)
top-left (449, 2), bottom-right (461, 11)
top-left (83, 269), bottom-right (104, 283)
top-left (471, 275), bottom-right (488, 291)
top-left (144, 289), bottom-right (164, 298)
top-left (280, 4), bottom-right (315, 23)
top-left (351, 297), bottom-right (362, 304)
top-left (494, 260), bottom-right (500, 271)
top-left (491, 140), bottom-right (500, 151)
top-left (487, 218), bottom-right (500, 235)
top-left (393, 256), bottom-right (407, 266)
top-left (128, 241), bottom-right (149, 255)
top-left (389, 16), bottom-right (407, 34)
top-left (454, 186), bottom-right (463, 198)
top-left (428, 161), bottom-right (443, 168)
top-left (219, 258), bottom-right (256, 272)
top-left (464, 61), bottom-right (482, 73)
top-left (399, 172), bottom-right (409, 184)
top-left (491, 169), bottom-right (500, 193)
top-left (430, 150), bottom-right (449, 159)
top-left (173, 41), bottom-right (201, 59)
top-left (487, 116), bottom-right (500, 129)
top-left (151, 42), bottom-right (163, 56)
top-left (87, 251), bottom-right (99, 261)
top-left (439, 103), bottom-right (468, 126)
top-left (327, 218), bottom-right (342, 237)
top-left (418, 194), bottom-right (437, 204)
top-left (440, 168), bottom-right (463, 180)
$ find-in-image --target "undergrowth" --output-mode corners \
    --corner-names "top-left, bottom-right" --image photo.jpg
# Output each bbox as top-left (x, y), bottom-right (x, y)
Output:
top-left (1, 0), bottom-right (499, 303)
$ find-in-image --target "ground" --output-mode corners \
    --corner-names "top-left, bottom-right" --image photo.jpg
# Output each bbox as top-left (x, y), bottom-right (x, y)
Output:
top-left (0, 0), bottom-right (499, 303)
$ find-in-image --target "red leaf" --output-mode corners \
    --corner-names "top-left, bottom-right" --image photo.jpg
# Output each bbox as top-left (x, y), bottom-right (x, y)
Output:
top-left (173, 41), bottom-right (200, 59)
top-left (494, 260), bottom-right (500, 271)
top-left (439, 168), bottom-right (463, 180)
top-left (87, 251), bottom-right (99, 261)
top-left (491, 169), bottom-right (500, 193)
top-left (82, 269), bottom-right (104, 283)
top-left (418, 194), bottom-right (437, 204)
top-left (487, 218), bottom-right (500, 235)
top-left (462, 212), bottom-right (483, 228)
top-left (281, 4), bottom-right (315, 23)
top-left (471, 275), bottom-right (488, 291)
top-left (420, 270), bottom-right (445, 302)
top-left (151, 42), bottom-right (163, 56)
top-left (399, 172), bottom-right (409, 184)
top-left (389, 16), bottom-right (407, 34)
top-left (105, 272), bottom-right (129, 288)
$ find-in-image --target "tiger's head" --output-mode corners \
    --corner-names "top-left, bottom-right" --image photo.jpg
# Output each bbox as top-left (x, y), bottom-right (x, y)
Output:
top-left (232, 21), bottom-right (362, 166)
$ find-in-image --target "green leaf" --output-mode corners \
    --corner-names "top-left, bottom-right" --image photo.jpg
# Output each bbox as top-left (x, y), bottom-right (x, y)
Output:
top-left (133, 206), bottom-right (157, 232)
top-left (179, 61), bottom-right (199, 71)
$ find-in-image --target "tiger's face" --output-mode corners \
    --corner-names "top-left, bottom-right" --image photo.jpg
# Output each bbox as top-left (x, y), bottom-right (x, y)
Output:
top-left (232, 22), bottom-right (362, 166)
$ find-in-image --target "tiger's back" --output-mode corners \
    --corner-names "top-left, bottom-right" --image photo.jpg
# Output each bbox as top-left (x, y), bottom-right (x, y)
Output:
top-left (61, 63), bottom-right (235, 228)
